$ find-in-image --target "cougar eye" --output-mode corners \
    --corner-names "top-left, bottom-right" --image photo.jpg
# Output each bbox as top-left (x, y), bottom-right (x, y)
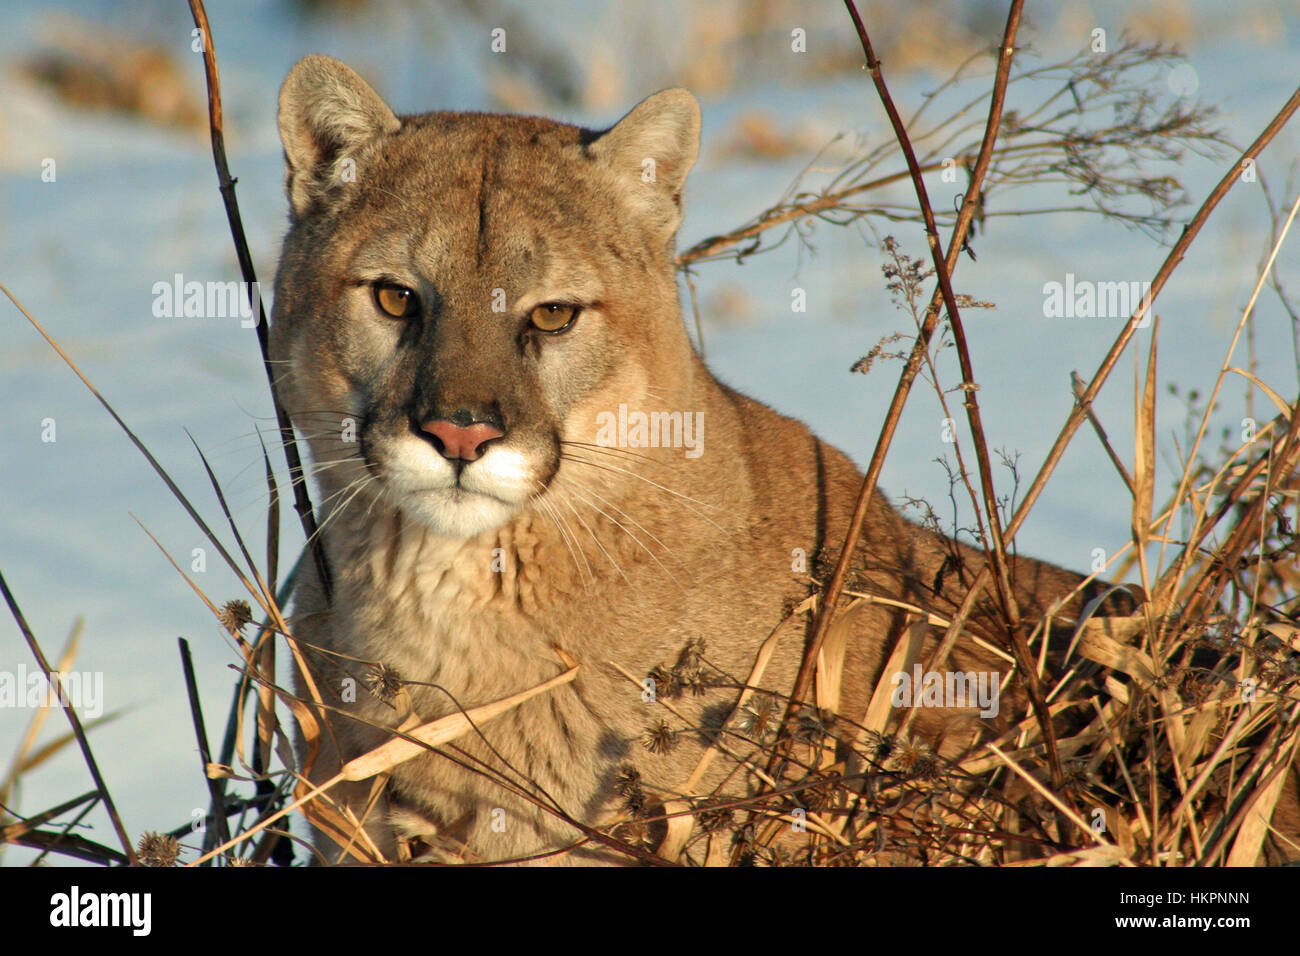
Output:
top-left (528, 302), bottom-right (579, 333)
top-left (373, 282), bottom-right (421, 319)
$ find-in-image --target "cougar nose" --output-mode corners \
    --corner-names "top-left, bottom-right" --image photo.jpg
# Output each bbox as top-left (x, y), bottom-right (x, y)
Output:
top-left (420, 417), bottom-right (505, 462)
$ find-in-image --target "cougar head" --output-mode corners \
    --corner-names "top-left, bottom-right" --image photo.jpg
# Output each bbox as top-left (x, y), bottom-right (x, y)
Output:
top-left (270, 55), bottom-right (700, 538)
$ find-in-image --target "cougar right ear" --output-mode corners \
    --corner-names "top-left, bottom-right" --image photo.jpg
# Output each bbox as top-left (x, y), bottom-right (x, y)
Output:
top-left (278, 55), bottom-right (400, 217)
top-left (587, 89), bottom-right (701, 237)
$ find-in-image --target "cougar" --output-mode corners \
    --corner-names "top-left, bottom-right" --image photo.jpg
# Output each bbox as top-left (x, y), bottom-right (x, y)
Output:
top-left (268, 55), bottom-right (1287, 866)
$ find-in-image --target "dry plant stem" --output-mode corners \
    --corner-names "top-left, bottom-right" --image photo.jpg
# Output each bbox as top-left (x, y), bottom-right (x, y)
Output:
top-left (985, 743), bottom-right (1121, 855)
top-left (679, 161), bottom-right (955, 266)
top-left (178, 637), bottom-right (231, 855)
top-left (785, 0), bottom-right (1038, 772)
top-left (1072, 371), bottom-right (1136, 495)
top-left (1199, 703), bottom-right (1300, 865)
top-left (920, 81), bottom-right (1300, 743)
top-left (6, 831), bottom-right (128, 866)
top-left (2, 284), bottom-right (278, 627)
top-left (0, 618), bottom-right (82, 816)
top-left (6, 278), bottom-right (337, 851)
top-left (1000, 82), bottom-right (1300, 555)
top-left (3, 792), bottom-right (97, 841)
top-left (186, 435), bottom-right (284, 784)
top-left (1153, 190), bottom-right (1300, 620)
top-left (187, 0), bottom-right (332, 603)
top-left (842, 0), bottom-right (1042, 786)
top-left (1185, 426), bottom-right (1300, 623)
top-left (0, 570), bottom-right (137, 865)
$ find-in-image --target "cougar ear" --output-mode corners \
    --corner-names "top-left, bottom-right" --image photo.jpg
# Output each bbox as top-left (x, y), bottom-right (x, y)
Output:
top-left (587, 89), bottom-right (701, 236)
top-left (278, 55), bottom-right (400, 217)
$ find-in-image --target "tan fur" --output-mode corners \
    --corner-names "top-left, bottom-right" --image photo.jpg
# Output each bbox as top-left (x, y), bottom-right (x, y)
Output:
top-left (269, 56), bottom-right (1294, 865)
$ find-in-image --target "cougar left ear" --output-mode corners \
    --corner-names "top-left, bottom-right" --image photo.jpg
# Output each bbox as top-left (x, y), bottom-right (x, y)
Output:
top-left (278, 55), bottom-right (401, 217)
top-left (587, 89), bottom-right (701, 235)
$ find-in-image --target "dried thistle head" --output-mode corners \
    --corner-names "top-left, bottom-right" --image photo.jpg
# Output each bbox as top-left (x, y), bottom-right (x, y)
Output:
top-left (364, 662), bottom-right (404, 703)
top-left (218, 600), bottom-right (253, 634)
top-left (800, 778), bottom-right (837, 813)
top-left (683, 668), bottom-right (713, 696)
top-left (648, 638), bottom-right (712, 701)
top-left (614, 764), bottom-right (641, 795)
top-left (793, 710), bottom-right (828, 745)
top-left (768, 845), bottom-right (793, 868)
top-left (647, 664), bottom-right (680, 700)
top-left (137, 831), bottom-right (181, 867)
top-left (889, 736), bottom-right (937, 778)
top-left (641, 719), bottom-right (678, 755)
top-left (696, 800), bottom-right (734, 834)
top-left (738, 694), bottom-right (778, 739)
top-left (732, 824), bottom-right (771, 866)
top-left (863, 730), bottom-right (895, 764)
top-left (610, 819), bottom-right (651, 848)
top-left (910, 753), bottom-right (943, 783)
top-left (1062, 757), bottom-right (1094, 793)
top-left (614, 764), bottom-right (645, 815)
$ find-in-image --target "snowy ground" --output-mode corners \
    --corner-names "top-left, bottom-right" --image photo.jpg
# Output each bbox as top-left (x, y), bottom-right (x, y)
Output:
top-left (1, 0), bottom-right (1297, 864)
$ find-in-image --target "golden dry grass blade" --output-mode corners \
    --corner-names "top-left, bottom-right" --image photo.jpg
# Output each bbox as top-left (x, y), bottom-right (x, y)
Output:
top-left (1074, 617), bottom-right (1156, 685)
top-left (0, 568), bottom-right (137, 865)
top-left (1225, 722), bottom-right (1300, 866)
top-left (191, 664), bottom-right (581, 866)
top-left (860, 618), bottom-right (928, 741)
top-left (656, 798), bottom-right (694, 862)
top-left (1132, 315), bottom-right (1158, 601)
top-left (4, 711), bottom-right (127, 784)
top-left (1225, 367), bottom-right (1294, 420)
top-left (815, 597), bottom-right (860, 718)
top-left (985, 742), bottom-right (1118, 852)
top-left (0, 618), bottom-right (83, 808)
top-left (340, 666), bottom-right (580, 781)
top-left (1003, 844), bottom-right (1128, 867)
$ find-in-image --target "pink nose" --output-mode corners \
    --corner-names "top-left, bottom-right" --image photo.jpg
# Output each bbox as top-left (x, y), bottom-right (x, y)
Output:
top-left (420, 419), bottom-right (504, 461)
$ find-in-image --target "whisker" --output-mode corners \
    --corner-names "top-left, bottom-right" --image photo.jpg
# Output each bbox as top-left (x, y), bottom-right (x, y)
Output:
top-left (530, 485), bottom-right (592, 585)
top-left (308, 475), bottom-right (376, 547)
top-left (559, 452), bottom-right (731, 536)
top-left (560, 478), bottom-right (683, 588)
top-left (555, 488), bottom-right (630, 587)
top-left (558, 440), bottom-right (658, 465)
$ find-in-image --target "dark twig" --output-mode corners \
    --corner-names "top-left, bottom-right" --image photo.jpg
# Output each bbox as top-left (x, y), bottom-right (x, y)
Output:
top-left (6, 830), bottom-right (129, 866)
top-left (178, 637), bottom-right (232, 858)
top-left (1071, 370), bottom-right (1136, 496)
top-left (187, 0), bottom-right (332, 603)
top-left (840, 2), bottom-right (1032, 751)
top-left (785, 0), bottom-right (1044, 779)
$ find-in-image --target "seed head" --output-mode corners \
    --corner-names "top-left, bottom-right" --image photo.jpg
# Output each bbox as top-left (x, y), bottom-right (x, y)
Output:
top-left (218, 600), bottom-right (253, 634)
top-left (137, 831), bottom-right (181, 867)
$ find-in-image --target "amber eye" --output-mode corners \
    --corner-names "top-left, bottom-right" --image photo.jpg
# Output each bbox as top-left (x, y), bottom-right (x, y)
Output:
top-left (529, 302), bottom-right (579, 333)
top-left (373, 283), bottom-right (421, 319)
